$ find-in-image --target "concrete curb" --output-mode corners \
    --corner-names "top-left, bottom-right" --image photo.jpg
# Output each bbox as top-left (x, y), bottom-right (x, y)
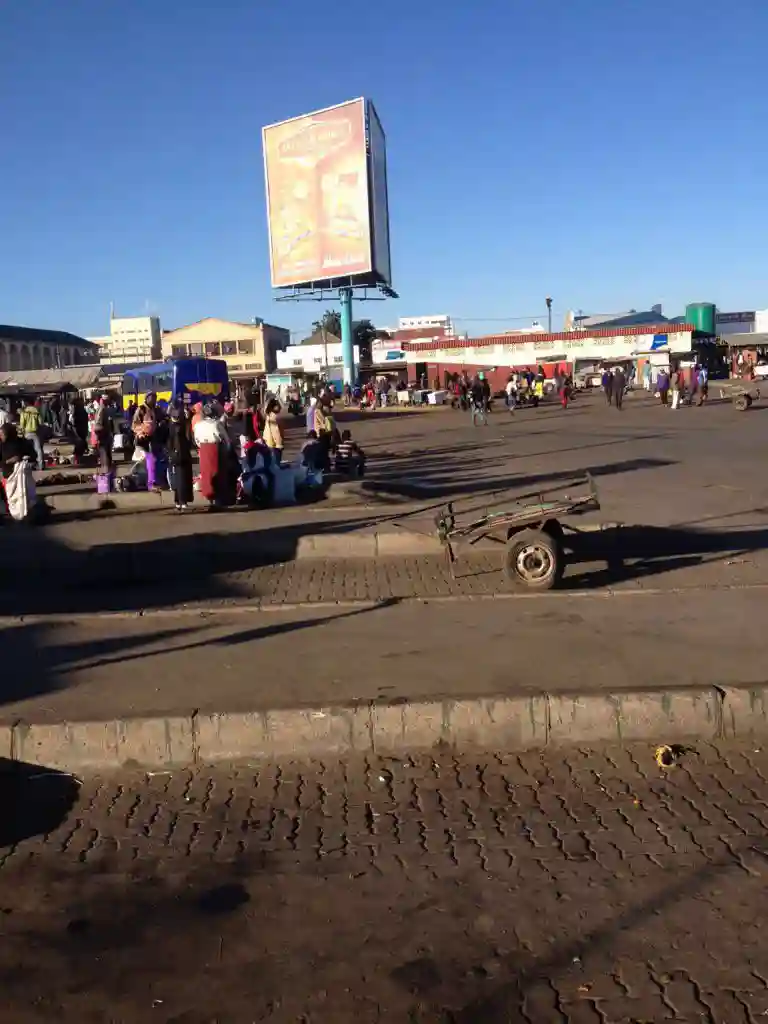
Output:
top-left (5, 684), bottom-right (768, 772)
top-left (46, 490), bottom-right (171, 514)
top-left (295, 529), bottom-right (444, 558)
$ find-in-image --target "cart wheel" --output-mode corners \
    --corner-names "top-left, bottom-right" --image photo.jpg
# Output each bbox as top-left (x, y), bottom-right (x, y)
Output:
top-left (734, 394), bottom-right (751, 411)
top-left (505, 528), bottom-right (564, 590)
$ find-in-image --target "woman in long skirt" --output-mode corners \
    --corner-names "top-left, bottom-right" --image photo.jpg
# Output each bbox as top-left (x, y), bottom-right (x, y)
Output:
top-left (168, 404), bottom-right (194, 510)
top-left (193, 406), bottom-right (224, 507)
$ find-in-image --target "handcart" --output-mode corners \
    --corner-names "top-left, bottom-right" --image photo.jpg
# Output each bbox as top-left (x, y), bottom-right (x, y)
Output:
top-left (435, 474), bottom-right (601, 590)
top-left (717, 380), bottom-right (761, 411)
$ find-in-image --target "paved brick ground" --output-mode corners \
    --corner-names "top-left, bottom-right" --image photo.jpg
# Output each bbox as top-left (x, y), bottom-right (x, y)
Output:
top-left (4, 741), bottom-right (768, 1022)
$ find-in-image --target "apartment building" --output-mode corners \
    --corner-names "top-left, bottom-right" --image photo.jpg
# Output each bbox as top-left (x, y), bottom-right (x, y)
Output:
top-left (161, 317), bottom-right (290, 380)
top-left (95, 315), bottom-right (162, 365)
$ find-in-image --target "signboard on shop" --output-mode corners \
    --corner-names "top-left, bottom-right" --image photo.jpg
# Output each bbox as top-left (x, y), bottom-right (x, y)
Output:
top-left (405, 330), bottom-right (694, 366)
top-left (371, 338), bottom-right (406, 363)
top-left (717, 311), bottom-right (755, 324)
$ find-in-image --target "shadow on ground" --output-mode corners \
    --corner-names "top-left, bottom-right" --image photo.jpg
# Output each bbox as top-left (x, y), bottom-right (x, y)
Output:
top-left (562, 522), bottom-right (768, 589)
top-left (0, 758), bottom-right (80, 847)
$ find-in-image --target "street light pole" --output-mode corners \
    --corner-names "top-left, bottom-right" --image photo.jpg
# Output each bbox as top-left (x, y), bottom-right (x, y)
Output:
top-left (320, 324), bottom-right (329, 380)
top-left (546, 296), bottom-right (553, 334)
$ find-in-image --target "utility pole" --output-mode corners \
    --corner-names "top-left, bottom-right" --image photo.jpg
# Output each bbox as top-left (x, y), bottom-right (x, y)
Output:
top-left (320, 323), bottom-right (329, 380)
top-left (546, 296), bottom-right (553, 334)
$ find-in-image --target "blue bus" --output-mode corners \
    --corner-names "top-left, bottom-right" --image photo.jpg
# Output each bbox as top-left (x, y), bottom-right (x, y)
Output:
top-left (121, 358), bottom-right (230, 410)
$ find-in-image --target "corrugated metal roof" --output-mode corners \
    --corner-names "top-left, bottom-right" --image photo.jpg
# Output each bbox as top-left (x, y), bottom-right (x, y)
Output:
top-left (0, 365), bottom-right (104, 389)
top-left (0, 324), bottom-right (97, 348)
top-left (723, 332), bottom-right (768, 347)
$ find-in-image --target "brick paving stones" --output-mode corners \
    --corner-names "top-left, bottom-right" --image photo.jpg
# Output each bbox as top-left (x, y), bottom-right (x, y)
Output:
top-left (3, 741), bottom-right (768, 1021)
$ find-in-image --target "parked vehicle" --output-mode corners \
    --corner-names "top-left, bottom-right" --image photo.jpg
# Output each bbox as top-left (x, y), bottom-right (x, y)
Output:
top-left (122, 358), bottom-right (229, 411)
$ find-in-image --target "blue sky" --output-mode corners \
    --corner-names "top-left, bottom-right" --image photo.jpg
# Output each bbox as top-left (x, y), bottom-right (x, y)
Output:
top-left (1, 0), bottom-right (766, 340)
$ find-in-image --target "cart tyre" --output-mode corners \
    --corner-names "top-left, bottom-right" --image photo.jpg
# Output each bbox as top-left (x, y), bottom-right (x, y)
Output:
top-left (505, 528), bottom-right (564, 591)
top-left (734, 394), bottom-right (751, 411)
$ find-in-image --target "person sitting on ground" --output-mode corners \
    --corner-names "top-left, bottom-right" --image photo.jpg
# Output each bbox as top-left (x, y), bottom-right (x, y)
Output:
top-left (301, 430), bottom-right (323, 473)
top-left (0, 423), bottom-right (32, 476)
top-left (334, 429), bottom-right (366, 477)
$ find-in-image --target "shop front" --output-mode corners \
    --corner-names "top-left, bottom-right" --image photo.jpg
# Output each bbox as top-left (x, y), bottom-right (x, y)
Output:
top-left (404, 326), bottom-right (696, 393)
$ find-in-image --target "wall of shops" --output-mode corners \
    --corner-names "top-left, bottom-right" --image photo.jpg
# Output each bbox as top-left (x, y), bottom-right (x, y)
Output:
top-left (419, 361), bottom-right (570, 393)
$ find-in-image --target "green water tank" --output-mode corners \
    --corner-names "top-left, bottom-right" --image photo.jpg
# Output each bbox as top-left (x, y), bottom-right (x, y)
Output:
top-left (685, 302), bottom-right (717, 335)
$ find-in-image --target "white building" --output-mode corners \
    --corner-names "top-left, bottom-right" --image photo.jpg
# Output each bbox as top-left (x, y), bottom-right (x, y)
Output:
top-left (397, 314), bottom-right (454, 335)
top-left (276, 336), bottom-right (360, 375)
top-left (716, 309), bottom-right (768, 336)
top-left (94, 315), bottom-right (162, 366)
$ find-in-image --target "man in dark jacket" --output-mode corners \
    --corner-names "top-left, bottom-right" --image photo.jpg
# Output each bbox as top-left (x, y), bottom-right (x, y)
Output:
top-left (612, 368), bottom-right (626, 411)
top-left (602, 369), bottom-right (613, 406)
top-left (470, 375), bottom-right (488, 426)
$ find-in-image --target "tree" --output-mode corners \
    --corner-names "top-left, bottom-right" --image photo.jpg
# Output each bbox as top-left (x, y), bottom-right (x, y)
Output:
top-left (312, 310), bottom-right (341, 338)
top-left (311, 312), bottom-right (384, 361)
top-left (353, 319), bottom-right (379, 363)
top-left (353, 319), bottom-right (378, 346)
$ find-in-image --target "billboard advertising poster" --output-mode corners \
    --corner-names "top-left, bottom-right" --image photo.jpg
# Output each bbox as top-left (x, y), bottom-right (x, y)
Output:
top-left (367, 101), bottom-right (392, 288)
top-left (263, 99), bottom-right (373, 288)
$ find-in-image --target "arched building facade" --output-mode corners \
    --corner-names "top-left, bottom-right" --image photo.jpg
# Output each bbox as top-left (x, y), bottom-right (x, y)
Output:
top-left (0, 325), bottom-right (99, 376)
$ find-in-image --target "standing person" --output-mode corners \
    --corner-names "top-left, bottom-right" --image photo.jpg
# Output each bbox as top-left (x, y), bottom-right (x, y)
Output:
top-left (168, 403), bottom-right (194, 511)
top-left (314, 401), bottom-right (333, 470)
top-left (560, 373), bottom-right (572, 410)
top-left (92, 394), bottom-right (114, 474)
top-left (601, 369), bottom-right (613, 406)
top-left (612, 367), bottom-right (626, 411)
top-left (0, 423), bottom-right (37, 520)
top-left (132, 392), bottom-right (161, 488)
top-left (670, 366), bottom-right (682, 410)
top-left (470, 375), bottom-right (488, 426)
top-left (151, 403), bottom-right (170, 489)
top-left (481, 373), bottom-right (491, 410)
top-left (305, 396), bottom-right (317, 434)
top-left (49, 396), bottom-right (61, 435)
top-left (71, 396), bottom-right (89, 464)
top-left (263, 399), bottom-right (284, 465)
top-left (688, 365), bottom-right (699, 407)
top-left (656, 368), bottom-right (670, 406)
top-left (505, 375), bottom-right (517, 413)
top-left (193, 405), bottom-right (226, 508)
top-left (697, 364), bottom-right (709, 405)
top-left (642, 361), bottom-right (652, 391)
top-left (18, 398), bottom-right (43, 471)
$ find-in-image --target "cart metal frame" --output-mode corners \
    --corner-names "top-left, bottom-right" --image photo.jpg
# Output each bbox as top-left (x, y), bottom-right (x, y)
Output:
top-left (435, 473), bottom-right (602, 589)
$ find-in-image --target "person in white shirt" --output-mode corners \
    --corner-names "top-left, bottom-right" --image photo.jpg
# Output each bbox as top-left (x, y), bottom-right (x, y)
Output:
top-left (505, 375), bottom-right (518, 413)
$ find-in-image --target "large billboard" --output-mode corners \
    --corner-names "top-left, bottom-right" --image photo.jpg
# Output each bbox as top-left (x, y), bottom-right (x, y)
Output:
top-left (263, 98), bottom-right (391, 289)
top-left (367, 101), bottom-right (391, 289)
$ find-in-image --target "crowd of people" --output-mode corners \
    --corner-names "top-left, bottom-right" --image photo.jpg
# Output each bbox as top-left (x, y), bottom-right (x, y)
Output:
top-left (643, 363), bottom-right (709, 408)
top-left (0, 385), bottom-right (368, 521)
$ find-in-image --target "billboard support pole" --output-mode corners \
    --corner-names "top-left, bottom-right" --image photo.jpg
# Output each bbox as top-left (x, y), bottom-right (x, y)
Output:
top-left (340, 287), bottom-right (355, 386)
